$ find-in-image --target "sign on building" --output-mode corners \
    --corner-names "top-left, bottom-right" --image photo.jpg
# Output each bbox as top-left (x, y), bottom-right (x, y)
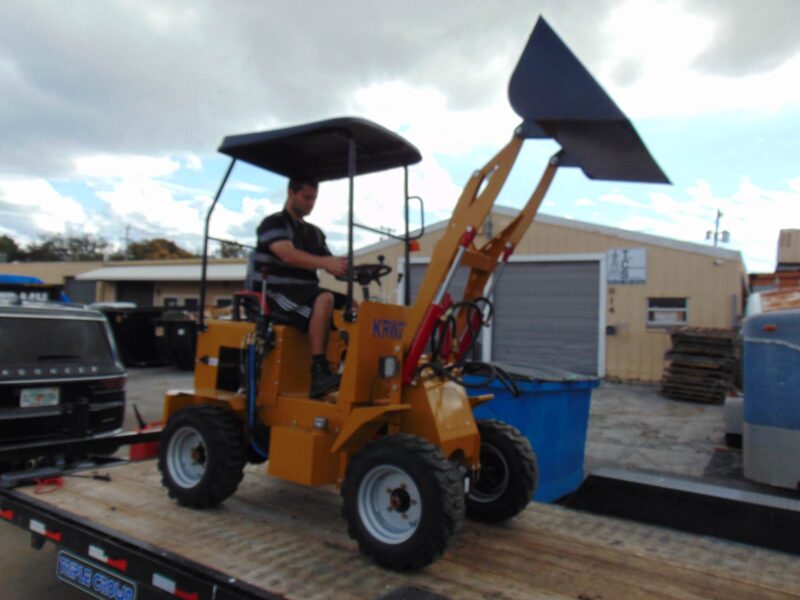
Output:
top-left (607, 247), bottom-right (647, 284)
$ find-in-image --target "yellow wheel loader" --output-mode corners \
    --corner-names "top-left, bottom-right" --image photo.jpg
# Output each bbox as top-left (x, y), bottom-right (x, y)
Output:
top-left (157, 17), bottom-right (668, 571)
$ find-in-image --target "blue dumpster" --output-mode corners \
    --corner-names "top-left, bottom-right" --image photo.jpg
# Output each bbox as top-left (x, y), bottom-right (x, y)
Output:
top-left (466, 364), bottom-right (599, 503)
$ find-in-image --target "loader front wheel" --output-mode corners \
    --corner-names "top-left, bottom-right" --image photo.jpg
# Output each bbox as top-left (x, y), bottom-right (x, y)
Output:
top-left (466, 419), bottom-right (538, 522)
top-left (342, 435), bottom-right (465, 571)
top-left (158, 404), bottom-right (246, 508)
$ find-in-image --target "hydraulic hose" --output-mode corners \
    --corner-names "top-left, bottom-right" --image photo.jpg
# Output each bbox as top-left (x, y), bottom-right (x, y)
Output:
top-left (419, 298), bottom-right (519, 396)
top-left (245, 339), bottom-right (269, 459)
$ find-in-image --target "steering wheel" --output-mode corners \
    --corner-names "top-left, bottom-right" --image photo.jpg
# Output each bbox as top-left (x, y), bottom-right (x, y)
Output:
top-left (336, 263), bottom-right (392, 285)
top-left (335, 256), bottom-right (392, 301)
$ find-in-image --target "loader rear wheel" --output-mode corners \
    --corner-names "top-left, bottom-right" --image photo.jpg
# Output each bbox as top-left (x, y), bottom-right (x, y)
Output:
top-left (466, 419), bottom-right (538, 523)
top-left (158, 404), bottom-right (246, 508)
top-left (342, 435), bottom-right (465, 571)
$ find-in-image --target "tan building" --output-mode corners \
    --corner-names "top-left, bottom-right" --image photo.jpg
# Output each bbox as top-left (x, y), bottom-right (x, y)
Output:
top-left (5, 210), bottom-right (746, 382)
top-left (320, 207), bottom-right (746, 382)
top-left (0, 260), bottom-right (103, 303)
top-left (76, 259), bottom-right (247, 308)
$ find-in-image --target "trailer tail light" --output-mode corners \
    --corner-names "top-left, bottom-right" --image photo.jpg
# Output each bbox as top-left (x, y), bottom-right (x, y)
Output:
top-left (152, 573), bottom-right (198, 600)
top-left (0, 509), bottom-right (13, 520)
top-left (89, 544), bottom-right (128, 572)
top-left (29, 518), bottom-right (62, 542)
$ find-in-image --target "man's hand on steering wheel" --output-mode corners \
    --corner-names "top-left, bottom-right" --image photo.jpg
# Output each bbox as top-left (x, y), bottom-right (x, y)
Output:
top-left (334, 262), bottom-right (392, 286)
top-left (323, 256), bottom-right (348, 278)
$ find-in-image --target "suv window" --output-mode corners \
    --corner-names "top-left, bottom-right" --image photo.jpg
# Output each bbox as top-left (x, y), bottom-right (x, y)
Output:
top-left (0, 317), bottom-right (116, 368)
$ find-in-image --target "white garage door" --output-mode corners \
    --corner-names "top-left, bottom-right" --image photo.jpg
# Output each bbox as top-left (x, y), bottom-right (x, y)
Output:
top-left (408, 257), bottom-right (603, 375)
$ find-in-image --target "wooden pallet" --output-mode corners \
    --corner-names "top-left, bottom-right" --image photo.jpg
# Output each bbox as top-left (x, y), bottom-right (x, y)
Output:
top-left (662, 327), bottom-right (739, 404)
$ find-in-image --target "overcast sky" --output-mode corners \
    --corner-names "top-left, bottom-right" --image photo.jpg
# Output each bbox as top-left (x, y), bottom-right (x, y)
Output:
top-left (1, 0), bottom-right (798, 271)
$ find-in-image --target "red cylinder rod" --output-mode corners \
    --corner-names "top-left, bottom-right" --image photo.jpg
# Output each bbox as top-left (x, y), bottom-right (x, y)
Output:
top-left (403, 302), bottom-right (446, 384)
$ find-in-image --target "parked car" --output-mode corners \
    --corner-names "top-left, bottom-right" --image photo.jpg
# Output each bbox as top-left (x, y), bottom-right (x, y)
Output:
top-left (0, 298), bottom-right (127, 469)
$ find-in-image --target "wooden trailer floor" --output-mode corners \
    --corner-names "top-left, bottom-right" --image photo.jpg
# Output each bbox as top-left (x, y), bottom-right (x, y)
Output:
top-left (20, 461), bottom-right (800, 600)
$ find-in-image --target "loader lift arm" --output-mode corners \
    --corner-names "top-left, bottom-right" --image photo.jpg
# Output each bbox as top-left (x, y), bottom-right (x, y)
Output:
top-left (402, 16), bottom-right (669, 378)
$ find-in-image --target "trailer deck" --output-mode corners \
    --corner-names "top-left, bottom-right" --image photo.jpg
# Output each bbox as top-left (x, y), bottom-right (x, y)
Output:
top-left (2, 460), bottom-right (800, 599)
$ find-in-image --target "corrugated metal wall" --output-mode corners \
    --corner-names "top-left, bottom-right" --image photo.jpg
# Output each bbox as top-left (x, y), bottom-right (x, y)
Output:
top-left (408, 260), bottom-right (601, 375)
top-left (492, 261), bottom-right (599, 374)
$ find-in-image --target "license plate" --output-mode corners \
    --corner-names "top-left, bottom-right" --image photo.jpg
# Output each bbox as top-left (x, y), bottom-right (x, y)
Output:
top-left (20, 387), bottom-right (60, 408)
top-left (57, 550), bottom-right (137, 600)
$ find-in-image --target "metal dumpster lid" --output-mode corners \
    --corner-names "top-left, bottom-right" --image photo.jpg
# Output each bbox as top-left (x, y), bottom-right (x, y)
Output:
top-left (492, 361), bottom-right (599, 382)
top-left (508, 17), bottom-right (669, 184)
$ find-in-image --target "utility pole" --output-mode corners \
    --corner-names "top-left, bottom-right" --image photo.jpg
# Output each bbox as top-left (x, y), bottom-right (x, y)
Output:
top-left (706, 209), bottom-right (730, 247)
top-left (124, 225), bottom-right (131, 260)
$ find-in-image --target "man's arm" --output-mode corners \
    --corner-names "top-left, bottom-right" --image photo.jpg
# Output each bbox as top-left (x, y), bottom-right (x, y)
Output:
top-left (270, 240), bottom-right (348, 277)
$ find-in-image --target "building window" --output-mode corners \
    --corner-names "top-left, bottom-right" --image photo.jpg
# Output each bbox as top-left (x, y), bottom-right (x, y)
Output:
top-left (647, 298), bottom-right (687, 327)
top-left (163, 297), bottom-right (179, 307)
top-left (215, 298), bottom-right (232, 308)
top-left (183, 298), bottom-right (199, 310)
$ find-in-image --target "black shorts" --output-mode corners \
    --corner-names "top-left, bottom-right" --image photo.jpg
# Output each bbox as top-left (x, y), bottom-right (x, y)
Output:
top-left (265, 285), bottom-right (348, 331)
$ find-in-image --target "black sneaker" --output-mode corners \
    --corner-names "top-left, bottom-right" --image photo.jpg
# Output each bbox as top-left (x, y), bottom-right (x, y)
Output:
top-left (310, 363), bottom-right (341, 398)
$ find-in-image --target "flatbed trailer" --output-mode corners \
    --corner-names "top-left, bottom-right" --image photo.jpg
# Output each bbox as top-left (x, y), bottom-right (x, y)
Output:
top-left (2, 460), bottom-right (800, 600)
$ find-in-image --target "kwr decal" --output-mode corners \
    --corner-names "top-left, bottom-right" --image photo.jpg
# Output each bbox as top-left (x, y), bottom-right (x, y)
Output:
top-left (372, 319), bottom-right (406, 339)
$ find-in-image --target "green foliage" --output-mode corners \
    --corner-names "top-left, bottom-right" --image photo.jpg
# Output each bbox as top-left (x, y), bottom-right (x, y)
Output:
top-left (0, 234), bottom-right (23, 261)
top-left (216, 241), bottom-right (249, 258)
top-left (23, 233), bottom-right (110, 261)
top-left (125, 238), bottom-right (195, 260)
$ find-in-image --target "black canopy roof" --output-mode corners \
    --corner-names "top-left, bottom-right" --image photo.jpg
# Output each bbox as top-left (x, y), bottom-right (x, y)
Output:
top-left (217, 117), bottom-right (422, 181)
top-left (509, 18), bottom-right (669, 184)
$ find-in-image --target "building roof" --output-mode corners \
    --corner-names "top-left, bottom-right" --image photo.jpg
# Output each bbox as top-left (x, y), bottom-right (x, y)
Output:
top-left (77, 263), bottom-right (246, 282)
top-left (354, 206), bottom-right (744, 262)
top-left (75, 208), bottom-right (743, 283)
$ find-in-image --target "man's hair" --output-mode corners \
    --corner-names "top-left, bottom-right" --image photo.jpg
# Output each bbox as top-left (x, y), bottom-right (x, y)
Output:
top-left (288, 176), bottom-right (319, 193)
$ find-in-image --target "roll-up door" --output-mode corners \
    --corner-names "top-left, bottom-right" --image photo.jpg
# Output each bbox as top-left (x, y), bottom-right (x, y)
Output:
top-left (408, 259), bottom-right (601, 375)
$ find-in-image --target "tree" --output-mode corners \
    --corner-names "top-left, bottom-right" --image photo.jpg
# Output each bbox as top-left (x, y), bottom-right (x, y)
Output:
top-left (216, 241), bottom-right (249, 259)
top-left (126, 238), bottom-right (195, 260)
top-left (24, 233), bottom-right (110, 261)
top-left (0, 235), bottom-right (23, 261)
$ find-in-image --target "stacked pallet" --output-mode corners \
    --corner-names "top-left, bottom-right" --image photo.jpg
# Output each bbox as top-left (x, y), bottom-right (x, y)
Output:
top-left (662, 327), bottom-right (739, 404)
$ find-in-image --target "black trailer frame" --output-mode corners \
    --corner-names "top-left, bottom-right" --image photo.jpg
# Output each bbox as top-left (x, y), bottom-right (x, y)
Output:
top-left (0, 486), bottom-right (280, 600)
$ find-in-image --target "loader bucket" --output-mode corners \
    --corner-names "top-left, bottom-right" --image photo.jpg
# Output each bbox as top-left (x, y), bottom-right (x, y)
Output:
top-left (509, 17), bottom-right (669, 184)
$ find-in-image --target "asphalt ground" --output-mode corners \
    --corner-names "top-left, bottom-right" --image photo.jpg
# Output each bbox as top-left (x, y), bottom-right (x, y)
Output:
top-left (0, 366), bottom-right (791, 598)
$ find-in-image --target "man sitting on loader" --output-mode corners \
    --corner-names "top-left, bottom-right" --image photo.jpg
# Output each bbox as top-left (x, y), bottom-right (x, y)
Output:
top-left (247, 176), bottom-right (350, 398)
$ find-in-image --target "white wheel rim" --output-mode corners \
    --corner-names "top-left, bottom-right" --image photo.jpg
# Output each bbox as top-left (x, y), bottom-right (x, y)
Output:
top-left (167, 426), bottom-right (207, 488)
top-left (470, 444), bottom-right (509, 503)
top-left (357, 465), bottom-right (421, 544)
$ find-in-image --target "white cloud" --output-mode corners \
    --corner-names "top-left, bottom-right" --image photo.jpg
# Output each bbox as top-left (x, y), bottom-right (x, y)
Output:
top-left (0, 177), bottom-right (90, 241)
top-left (575, 197), bottom-right (595, 207)
top-left (601, 0), bottom-right (800, 117)
top-left (591, 177), bottom-right (800, 272)
top-left (598, 192), bottom-right (648, 208)
top-left (229, 181), bottom-right (268, 194)
top-left (74, 155), bottom-right (181, 179)
top-left (184, 154), bottom-right (203, 171)
top-left (350, 80), bottom-right (516, 156)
